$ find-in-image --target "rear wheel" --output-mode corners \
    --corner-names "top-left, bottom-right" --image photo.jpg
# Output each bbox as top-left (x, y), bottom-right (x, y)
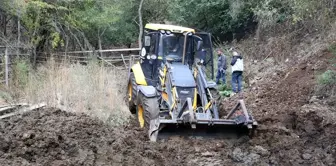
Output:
top-left (127, 73), bottom-right (137, 114)
top-left (137, 93), bottom-right (160, 141)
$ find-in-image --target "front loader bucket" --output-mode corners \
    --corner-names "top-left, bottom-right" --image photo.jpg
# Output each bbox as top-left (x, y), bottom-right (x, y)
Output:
top-left (148, 99), bottom-right (257, 142)
top-left (151, 116), bottom-right (257, 141)
top-left (155, 123), bottom-right (248, 140)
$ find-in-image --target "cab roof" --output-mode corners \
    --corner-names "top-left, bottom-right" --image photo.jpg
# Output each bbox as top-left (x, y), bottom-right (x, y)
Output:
top-left (145, 23), bottom-right (195, 33)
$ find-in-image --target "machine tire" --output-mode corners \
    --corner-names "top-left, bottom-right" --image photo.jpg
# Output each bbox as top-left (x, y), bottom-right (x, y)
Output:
top-left (137, 93), bottom-right (160, 141)
top-left (128, 73), bottom-right (137, 114)
top-left (137, 93), bottom-right (159, 128)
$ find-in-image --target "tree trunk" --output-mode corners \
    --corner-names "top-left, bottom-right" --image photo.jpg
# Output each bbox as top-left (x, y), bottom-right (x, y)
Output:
top-left (33, 46), bottom-right (37, 68)
top-left (2, 14), bottom-right (6, 36)
top-left (138, 0), bottom-right (144, 48)
top-left (17, 19), bottom-right (20, 56)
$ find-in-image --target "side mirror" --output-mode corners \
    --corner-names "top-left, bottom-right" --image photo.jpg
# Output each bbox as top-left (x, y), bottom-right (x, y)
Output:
top-left (197, 40), bottom-right (203, 51)
top-left (144, 36), bottom-right (151, 47)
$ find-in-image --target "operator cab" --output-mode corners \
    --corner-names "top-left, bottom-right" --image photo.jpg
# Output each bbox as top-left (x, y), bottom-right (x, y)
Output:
top-left (161, 34), bottom-right (184, 62)
top-left (140, 23), bottom-right (214, 86)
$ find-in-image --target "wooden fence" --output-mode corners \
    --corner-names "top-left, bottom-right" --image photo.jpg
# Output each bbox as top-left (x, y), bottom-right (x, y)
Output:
top-left (0, 46), bottom-right (140, 86)
top-left (37, 48), bottom-right (141, 68)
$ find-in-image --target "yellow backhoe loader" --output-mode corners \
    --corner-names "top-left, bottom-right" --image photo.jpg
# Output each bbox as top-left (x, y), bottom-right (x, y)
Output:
top-left (127, 23), bottom-right (257, 141)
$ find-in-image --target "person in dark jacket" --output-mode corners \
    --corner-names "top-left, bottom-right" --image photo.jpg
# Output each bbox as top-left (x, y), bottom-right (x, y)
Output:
top-left (216, 49), bottom-right (227, 85)
top-left (231, 51), bottom-right (244, 93)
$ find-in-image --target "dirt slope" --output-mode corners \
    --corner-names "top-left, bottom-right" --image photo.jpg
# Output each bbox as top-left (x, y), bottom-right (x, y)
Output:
top-left (0, 51), bottom-right (335, 166)
top-left (220, 50), bottom-right (336, 165)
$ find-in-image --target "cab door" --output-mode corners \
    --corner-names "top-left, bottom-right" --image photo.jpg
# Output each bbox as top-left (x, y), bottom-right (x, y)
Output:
top-left (195, 32), bottom-right (214, 80)
top-left (141, 32), bottom-right (160, 86)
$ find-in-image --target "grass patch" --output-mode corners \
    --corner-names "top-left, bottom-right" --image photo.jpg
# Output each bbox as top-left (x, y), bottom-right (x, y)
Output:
top-left (10, 58), bottom-right (130, 127)
top-left (328, 43), bottom-right (336, 67)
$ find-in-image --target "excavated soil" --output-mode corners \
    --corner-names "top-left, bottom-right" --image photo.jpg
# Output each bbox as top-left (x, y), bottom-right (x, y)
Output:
top-left (1, 51), bottom-right (335, 166)
top-left (0, 108), bottom-right (243, 166)
top-left (219, 50), bottom-right (336, 165)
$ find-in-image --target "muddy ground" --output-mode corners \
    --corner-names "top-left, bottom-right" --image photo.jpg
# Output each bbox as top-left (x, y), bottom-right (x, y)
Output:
top-left (0, 51), bottom-right (335, 166)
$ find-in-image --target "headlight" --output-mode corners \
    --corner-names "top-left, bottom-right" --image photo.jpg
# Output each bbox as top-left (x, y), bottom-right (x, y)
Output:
top-left (160, 30), bottom-right (165, 34)
top-left (141, 48), bottom-right (146, 57)
top-left (151, 55), bottom-right (157, 59)
top-left (147, 55), bottom-right (151, 59)
top-left (166, 30), bottom-right (171, 35)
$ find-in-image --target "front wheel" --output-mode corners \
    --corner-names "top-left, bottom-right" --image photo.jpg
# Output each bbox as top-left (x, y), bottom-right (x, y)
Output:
top-left (127, 73), bottom-right (137, 114)
top-left (136, 93), bottom-right (160, 141)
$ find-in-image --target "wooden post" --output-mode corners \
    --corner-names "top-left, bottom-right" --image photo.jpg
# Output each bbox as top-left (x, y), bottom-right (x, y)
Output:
top-left (121, 54), bottom-right (127, 69)
top-left (65, 37), bottom-right (69, 61)
top-left (5, 46), bottom-right (8, 86)
top-left (17, 19), bottom-right (20, 56)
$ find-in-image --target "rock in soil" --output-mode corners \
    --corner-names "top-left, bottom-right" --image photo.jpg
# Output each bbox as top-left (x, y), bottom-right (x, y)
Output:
top-left (230, 148), bottom-right (245, 162)
top-left (201, 151), bottom-right (214, 157)
top-left (252, 145), bottom-right (270, 157)
top-left (302, 153), bottom-right (312, 160)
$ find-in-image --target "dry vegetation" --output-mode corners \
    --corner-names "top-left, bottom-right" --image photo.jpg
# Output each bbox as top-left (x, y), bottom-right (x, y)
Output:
top-left (9, 59), bottom-right (130, 126)
top-left (234, 21), bottom-right (336, 88)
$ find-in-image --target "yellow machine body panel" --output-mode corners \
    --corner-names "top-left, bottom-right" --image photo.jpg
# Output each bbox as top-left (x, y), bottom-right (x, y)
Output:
top-left (145, 23), bottom-right (195, 33)
top-left (131, 63), bottom-right (147, 85)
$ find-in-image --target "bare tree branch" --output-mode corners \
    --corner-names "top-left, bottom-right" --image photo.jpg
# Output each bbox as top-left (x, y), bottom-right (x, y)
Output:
top-left (132, 15), bottom-right (140, 26)
top-left (138, 0), bottom-right (144, 48)
top-left (65, 24), bottom-right (85, 51)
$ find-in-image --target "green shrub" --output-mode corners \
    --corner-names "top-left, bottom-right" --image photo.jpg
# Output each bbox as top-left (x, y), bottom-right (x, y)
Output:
top-left (219, 90), bottom-right (233, 97)
top-left (328, 43), bottom-right (336, 56)
top-left (318, 70), bottom-right (336, 85)
top-left (316, 70), bottom-right (336, 98)
top-left (12, 58), bottom-right (31, 90)
top-left (218, 84), bottom-right (228, 91)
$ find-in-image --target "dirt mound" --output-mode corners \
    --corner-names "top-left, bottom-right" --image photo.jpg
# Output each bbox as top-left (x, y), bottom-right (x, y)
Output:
top-left (0, 108), bottom-right (169, 166)
top-left (0, 108), bottom-right (248, 166)
top-left (0, 108), bottom-right (115, 165)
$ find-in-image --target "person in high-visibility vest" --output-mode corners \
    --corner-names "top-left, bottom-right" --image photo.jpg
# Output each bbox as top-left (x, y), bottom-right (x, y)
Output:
top-left (231, 51), bottom-right (244, 93)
